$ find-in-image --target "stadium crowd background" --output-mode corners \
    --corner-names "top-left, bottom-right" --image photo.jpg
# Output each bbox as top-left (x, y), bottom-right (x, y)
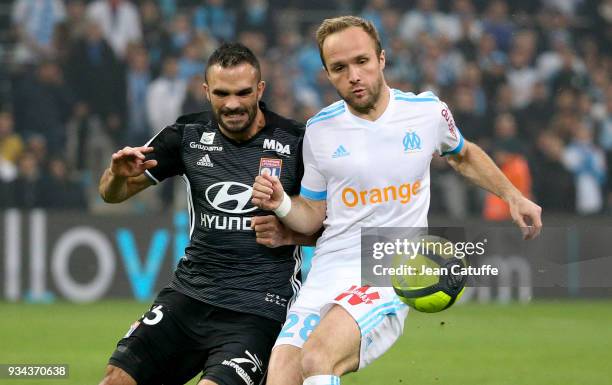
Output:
top-left (0, 0), bottom-right (610, 220)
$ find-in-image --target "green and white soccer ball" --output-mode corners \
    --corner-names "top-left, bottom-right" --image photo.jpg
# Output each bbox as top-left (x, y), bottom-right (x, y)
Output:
top-left (391, 236), bottom-right (467, 313)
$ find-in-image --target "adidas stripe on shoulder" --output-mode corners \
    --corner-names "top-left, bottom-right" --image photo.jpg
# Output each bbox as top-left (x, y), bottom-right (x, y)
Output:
top-left (393, 89), bottom-right (440, 102)
top-left (307, 101), bottom-right (346, 127)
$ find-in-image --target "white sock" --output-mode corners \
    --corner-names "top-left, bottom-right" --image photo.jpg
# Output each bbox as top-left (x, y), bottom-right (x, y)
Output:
top-left (303, 375), bottom-right (340, 385)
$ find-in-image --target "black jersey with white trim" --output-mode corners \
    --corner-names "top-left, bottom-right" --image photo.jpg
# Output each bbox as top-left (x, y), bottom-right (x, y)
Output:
top-left (144, 103), bottom-right (304, 322)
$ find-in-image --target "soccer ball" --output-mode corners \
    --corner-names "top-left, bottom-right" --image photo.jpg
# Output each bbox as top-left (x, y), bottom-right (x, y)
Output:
top-left (391, 236), bottom-right (467, 313)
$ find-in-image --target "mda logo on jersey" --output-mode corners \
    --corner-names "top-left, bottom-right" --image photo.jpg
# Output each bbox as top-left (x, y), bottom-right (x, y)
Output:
top-left (403, 131), bottom-right (422, 153)
top-left (263, 138), bottom-right (291, 156)
top-left (259, 158), bottom-right (282, 177)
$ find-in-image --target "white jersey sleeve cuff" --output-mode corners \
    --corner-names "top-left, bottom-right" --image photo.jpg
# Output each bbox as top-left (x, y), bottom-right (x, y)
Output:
top-left (441, 133), bottom-right (464, 156)
top-left (300, 186), bottom-right (327, 201)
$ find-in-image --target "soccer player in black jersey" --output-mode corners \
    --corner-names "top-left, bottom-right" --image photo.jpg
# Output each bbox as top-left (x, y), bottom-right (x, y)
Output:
top-left (98, 43), bottom-right (314, 385)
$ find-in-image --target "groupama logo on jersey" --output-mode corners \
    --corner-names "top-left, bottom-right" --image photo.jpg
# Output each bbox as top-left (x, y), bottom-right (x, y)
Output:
top-left (205, 182), bottom-right (257, 214)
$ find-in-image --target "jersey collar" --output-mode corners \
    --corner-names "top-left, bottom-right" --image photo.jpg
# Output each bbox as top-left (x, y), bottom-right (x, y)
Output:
top-left (345, 87), bottom-right (396, 128)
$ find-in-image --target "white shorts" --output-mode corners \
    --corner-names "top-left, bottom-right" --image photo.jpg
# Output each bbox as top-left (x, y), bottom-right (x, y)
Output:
top-left (274, 284), bottom-right (409, 369)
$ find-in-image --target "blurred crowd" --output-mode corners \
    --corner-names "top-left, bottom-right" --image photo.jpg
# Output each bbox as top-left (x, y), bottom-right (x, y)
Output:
top-left (0, 0), bottom-right (610, 218)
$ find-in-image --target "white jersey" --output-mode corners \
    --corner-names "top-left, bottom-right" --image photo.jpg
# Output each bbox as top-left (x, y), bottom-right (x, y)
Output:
top-left (274, 89), bottom-right (465, 366)
top-left (300, 89), bottom-right (464, 286)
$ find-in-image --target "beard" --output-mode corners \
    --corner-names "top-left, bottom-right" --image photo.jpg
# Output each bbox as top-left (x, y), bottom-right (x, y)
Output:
top-left (340, 75), bottom-right (384, 114)
top-left (213, 102), bottom-right (259, 134)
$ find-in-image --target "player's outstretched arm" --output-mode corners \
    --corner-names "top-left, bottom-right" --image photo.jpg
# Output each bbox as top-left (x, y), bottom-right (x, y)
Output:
top-left (447, 140), bottom-right (542, 240)
top-left (252, 173), bottom-right (326, 235)
top-left (99, 146), bottom-right (157, 203)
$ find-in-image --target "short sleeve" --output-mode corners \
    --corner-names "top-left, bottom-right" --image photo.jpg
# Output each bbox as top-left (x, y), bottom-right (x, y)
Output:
top-left (299, 130), bottom-right (327, 201)
top-left (144, 124), bottom-right (185, 184)
top-left (437, 101), bottom-right (465, 156)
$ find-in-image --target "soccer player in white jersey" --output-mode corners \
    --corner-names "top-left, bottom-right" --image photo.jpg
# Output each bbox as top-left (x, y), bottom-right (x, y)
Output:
top-left (251, 16), bottom-right (542, 385)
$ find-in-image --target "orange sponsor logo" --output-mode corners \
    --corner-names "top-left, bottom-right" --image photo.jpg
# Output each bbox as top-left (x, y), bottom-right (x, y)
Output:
top-left (341, 180), bottom-right (421, 208)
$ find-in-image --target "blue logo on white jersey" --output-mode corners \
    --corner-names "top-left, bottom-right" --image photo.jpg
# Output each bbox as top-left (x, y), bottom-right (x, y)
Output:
top-left (332, 145), bottom-right (350, 158)
top-left (403, 131), bottom-right (422, 152)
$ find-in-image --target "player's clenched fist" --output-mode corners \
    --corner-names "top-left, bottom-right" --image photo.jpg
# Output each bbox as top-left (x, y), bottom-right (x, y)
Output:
top-left (252, 173), bottom-right (285, 211)
top-left (110, 146), bottom-right (158, 178)
top-left (251, 215), bottom-right (292, 247)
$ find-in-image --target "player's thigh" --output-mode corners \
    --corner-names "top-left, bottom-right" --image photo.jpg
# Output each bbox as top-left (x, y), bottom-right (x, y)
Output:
top-left (302, 304), bottom-right (361, 376)
top-left (331, 286), bottom-right (409, 370)
top-left (200, 308), bottom-right (281, 385)
top-left (98, 364), bottom-right (136, 385)
top-left (107, 288), bottom-right (207, 385)
top-left (267, 306), bottom-right (321, 385)
top-left (274, 307), bottom-right (322, 349)
top-left (266, 345), bottom-right (303, 385)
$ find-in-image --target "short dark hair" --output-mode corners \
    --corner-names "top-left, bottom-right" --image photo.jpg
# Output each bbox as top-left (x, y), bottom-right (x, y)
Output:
top-left (205, 42), bottom-right (261, 82)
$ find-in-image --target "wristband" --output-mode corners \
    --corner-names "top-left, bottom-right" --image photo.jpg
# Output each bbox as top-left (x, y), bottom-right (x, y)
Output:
top-left (274, 192), bottom-right (292, 218)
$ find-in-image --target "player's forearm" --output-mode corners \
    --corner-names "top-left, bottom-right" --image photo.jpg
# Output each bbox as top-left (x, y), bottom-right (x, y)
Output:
top-left (99, 168), bottom-right (131, 203)
top-left (288, 227), bottom-right (323, 246)
top-left (448, 141), bottom-right (522, 203)
top-left (280, 196), bottom-right (326, 236)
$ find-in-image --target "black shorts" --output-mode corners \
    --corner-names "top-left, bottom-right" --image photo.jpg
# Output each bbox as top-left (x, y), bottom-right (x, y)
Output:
top-left (108, 287), bottom-right (281, 385)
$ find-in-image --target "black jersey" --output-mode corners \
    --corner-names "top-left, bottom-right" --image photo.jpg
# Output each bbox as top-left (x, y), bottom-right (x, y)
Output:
top-left (144, 103), bottom-right (305, 322)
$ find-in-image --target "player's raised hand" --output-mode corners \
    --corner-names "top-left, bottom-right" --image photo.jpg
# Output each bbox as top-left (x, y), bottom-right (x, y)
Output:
top-left (252, 173), bottom-right (285, 210)
top-left (508, 195), bottom-right (542, 240)
top-left (110, 146), bottom-right (157, 178)
top-left (251, 215), bottom-right (292, 247)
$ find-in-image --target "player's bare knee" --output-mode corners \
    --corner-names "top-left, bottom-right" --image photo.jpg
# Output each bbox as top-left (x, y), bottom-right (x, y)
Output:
top-left (301, 350), bottom-right (332, 377)
top-left (98, 365), bottom-right (136, 385)
top-left (267, 351), bottom-right (287, 373)
top-left (301, 338), bottom-right (334, 376)
top-left (267, 346), bottom-right (303, 385)
top-left (302, 343), bottom-right (358, 377)
top-left (335, 353), bottom-right (359, 375)
top-left (266, 364), bottom-right (300, 385)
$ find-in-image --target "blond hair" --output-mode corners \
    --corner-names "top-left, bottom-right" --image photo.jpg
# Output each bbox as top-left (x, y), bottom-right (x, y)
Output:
top-left (315, 16), bottom-right (382, 69)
